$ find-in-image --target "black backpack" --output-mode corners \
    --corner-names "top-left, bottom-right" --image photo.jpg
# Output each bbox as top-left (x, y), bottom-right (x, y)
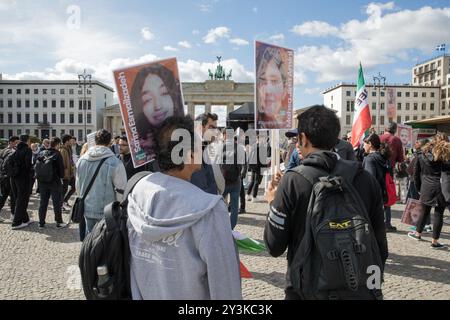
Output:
top-left (0, 149), bottom-right (12, 179)
top-left (35, 151), bottom-right (56, 183)
top-left (220, 143), bottom-right (241, 184)
top-left (3, 150), bottom-right (20, 178)
top-left (289, 160), bottom-right (384, 300)
top-left (79, 171), bottom-right (150, 300)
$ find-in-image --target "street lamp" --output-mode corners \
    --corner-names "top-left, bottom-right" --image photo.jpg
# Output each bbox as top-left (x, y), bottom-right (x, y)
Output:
top-left (78, 69), bottom-right (92, 142)
top-left (373, 72), bottom-right (386, 134)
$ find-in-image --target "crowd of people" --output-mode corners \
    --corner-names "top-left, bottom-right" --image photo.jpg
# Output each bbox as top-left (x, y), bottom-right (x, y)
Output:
top-left (0, 105), bottom-right (449, 300)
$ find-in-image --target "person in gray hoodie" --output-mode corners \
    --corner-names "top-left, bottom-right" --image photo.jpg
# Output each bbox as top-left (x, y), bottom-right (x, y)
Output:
top-left (76, 129), bottom-right (127, 239)
top-left (127, 116), bottom-right (242, 300)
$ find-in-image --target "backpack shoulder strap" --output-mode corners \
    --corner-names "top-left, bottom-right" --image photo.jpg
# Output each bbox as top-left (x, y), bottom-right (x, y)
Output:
top-left (104, 171), bottom-right (151, 231)
top-left (81, 157), bottom-right (108, 200)
top-left (288, 165), bottom-right (329, 186)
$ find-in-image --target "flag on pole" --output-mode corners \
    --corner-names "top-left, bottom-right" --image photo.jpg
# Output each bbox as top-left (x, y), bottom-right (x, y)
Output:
top-left (239, 261), bottom-right (253, 278)
top-left (351, 63), bottom-right (372, 148)
top-left (436, 44), bottom-right (446, 51)
top-left (232, 230), bottom-right (266, 253)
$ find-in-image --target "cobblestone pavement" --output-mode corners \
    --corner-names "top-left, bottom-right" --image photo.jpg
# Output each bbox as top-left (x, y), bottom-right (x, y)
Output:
top-left (0, 191), bottom-right (449, 300)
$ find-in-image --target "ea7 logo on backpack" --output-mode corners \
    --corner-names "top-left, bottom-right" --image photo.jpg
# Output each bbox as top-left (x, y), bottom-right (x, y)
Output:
top-left (329, 220), bottom-right (352, 230)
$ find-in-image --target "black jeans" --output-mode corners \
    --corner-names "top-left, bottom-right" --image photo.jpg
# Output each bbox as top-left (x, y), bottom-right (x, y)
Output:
top-left (62, 177), bottom-right (76, 204)
top-left (38, 182), bottom-right (63, 225)
top-left (240, 178), bottom-right (246, 211)
top-left (11, 177), bottom-right (31, 227)
top-left (79, 217), bottom-right (86, 242)
top-left (0, 178), bottom-right (16, 215)
top-left (417, 205), bottom-right (445, 239)
top-left (247, 170), bottom-right (263, 198)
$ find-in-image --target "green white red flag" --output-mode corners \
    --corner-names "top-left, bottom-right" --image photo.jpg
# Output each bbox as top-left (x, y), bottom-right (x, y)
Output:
top-left (351, 63), bottom-right (372, 147)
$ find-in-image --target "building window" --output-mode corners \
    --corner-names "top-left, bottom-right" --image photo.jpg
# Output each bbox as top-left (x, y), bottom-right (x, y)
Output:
top-left (51, 100), bottom-right (56, 108)
top-left (51, 89), bottom-right (56, 95)
top-left (43, 89), bottom-right (47, 95)
top-left (372, 102), bottom-right (376, 110)
top-left (7, 89), bottom-right (12, 94)
top-left (88, 101), bottom-right (92, 110)
top-left (351, 101), bottom-right (354, 112)
top-left (25, 100), bottom-right (30, 108)
top-left (372, 91), bottom-right (376, 97)
top-left (61, 129), bottom-right (65, 135)
top-left (17, 114), bottom-right (21, 124)
top-left (69, 100), bottom-right (74, 108)
top-left (380, 116), bottom-right (385, 125)
top-left (34, 129), bottom-right (38, 137)
top-left (43, 114), bottom-right (48, 123)
top-left (25, 89), bottom-right (30, 95)
top-left (61, 100), bottom-right (65, 108)
top-left (406, 103), bottom-right (410, 110)
top-left (371, 116), bottom-right (376, 125)
top-left (443, 101), bottom-right (446, 110)
top-left (34, 100), bottom-right (39, 108)
top-left (69, 89), bottom-right (74, 95)
top-left (414, 92), bottom-right (418, 98)
top-left (430, 103), bottom-right (435, 111)
top-left (87, 113), bottom-right (92, 124)
top-left (34, 113), bottom-right (39, 123)
top-left (406, 92), bottom-right (410, 97)
top-left (346, 115), bottom-right (351, 125)
top-left (422, 103), bottom-right (426, 110)
top-left (0, 130), bottom-right (3, 137)
top-left (17, 129), bottom-right (21, 135)
top-left (0, 114), bottom-right (3, 123)
top-left (43, 100), bottom-right (48, 108)
top-left (60, 114), bottom-right (65, 124)
top-left (78, 130), bottom-right (83, 141)
top-left (397, 102), bottom-right (401, 110)
top-left (60, 89), bottom-right (65, 95)
top-left (381, 91), bottom-right (385, 97)
top-left (8, 113), bottom-right (13, 123)
top-left (381, 103), bottom-right (385, 110)
top-left (422, 92), bottom-right (426, 98)
top-left (87, 89), bottom-right (92, 95)
top-left (405, 115), bottom-right (410, 122)
top-left (431, 92), bottom-right (435, 98)
top-left (413, 115), bottom-right (417, 120)
top-left (51, 113), bottom-right (56, 124)
top-left (69, 113), bottom-right (74, 124)
top-left (397, 116), bottom-right (401, 124)
top-left (346, 91), bottom-right (351, 97)
top-left (17, 89), bottom-right (21, 95)
top-left (17, 100), bottom-right (21, 108)
top-left (78, 114), bottom-right (83, 124)
top-left (0, 100), bottom-right (2, 108)
top-left (25, 113), bottom-right (30, 124)
top-left (8, 100), bottom-right (12, 108)
top-left (79, 100), bottom-right (83, 110)
top-left (34, 89), bottom-right (38, 94)
top-left (397, 91), bottom-right (402, 97)
top-left (52, 129), bottom-right (57, 137)
top-left (414, 103), bottom-right (418, 110)
top-left (69, 129), bottom-right (75, 136)
top-left (346, 101), bottom-right (350, 112)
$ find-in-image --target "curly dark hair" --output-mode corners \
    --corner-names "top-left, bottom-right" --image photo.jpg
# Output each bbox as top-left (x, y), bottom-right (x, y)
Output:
top-left (156, 116), bottom-right (196, 172)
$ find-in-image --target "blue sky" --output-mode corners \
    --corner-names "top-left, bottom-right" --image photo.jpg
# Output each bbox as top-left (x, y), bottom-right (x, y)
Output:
top-left (1, 0), bottom-right (450, 112)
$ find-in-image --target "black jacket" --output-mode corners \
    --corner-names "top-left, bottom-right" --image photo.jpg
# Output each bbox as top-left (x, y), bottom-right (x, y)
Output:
top-left (441, 161), bottom-right (450, 203)
top-left (362, 152), bottom-right (389, 203)
top-left (14, 142), bottom-right (33, 180)
top-left (414, 152), bottom-right (446, 207)
top-left (264, 151), bottom-right (388, 296)
top-left (120, 153), bottom-right (156, 180)
top-left (37, 148), bottom-right (64, 187)
top-left (334, 139), bottom-right (356, 161)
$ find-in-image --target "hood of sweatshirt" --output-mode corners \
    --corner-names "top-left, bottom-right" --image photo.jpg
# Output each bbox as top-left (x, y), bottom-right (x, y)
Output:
top-left (366, 151), bottom-right (388, 168)
top-left (127, 172), bottom-right (224, 243)
top-left (302, 150), bottom-right (338, 172)
top-left (82, 145), bottom-right (115, 162)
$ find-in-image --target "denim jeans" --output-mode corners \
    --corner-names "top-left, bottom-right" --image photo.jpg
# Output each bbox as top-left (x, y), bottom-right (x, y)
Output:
top-left (85, 217), bottom-right (101, 238)
top-left (223, 181), bottom-right (241, 230)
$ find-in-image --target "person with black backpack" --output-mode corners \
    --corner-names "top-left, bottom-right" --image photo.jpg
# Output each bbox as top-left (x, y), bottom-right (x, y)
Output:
top-left (0, 136), bottom-right (19, 223)
top-left (220, 128), bottom-right (245, 230)
top-left (35, 137), bottom-right (67, 229)
top-left (11, 135), bottom-right (34, 230)
top-left (264, 105), bottom-right (388, 300)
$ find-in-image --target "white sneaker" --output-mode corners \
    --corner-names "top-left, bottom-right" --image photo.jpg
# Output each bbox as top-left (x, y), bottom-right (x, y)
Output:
top-left (62, 204), bottom-right (71, 211)
top-left (12, 223), bottom-right (29, 230)
top-left (246, 195), bottom-right (252, 201)
top-left (25, 219), bottom-right (34, 226)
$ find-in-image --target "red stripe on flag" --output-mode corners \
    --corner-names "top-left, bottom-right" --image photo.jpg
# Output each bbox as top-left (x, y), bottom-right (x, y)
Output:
top-left (351, 104), bottom-right (371, 148)
top-left (240, 261), bottom-right (253, 278)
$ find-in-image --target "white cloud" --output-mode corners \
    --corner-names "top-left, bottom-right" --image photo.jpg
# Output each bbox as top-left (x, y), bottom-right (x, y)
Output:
top-left (229, 38), bottom-right (249, 46)
top-left (192, 29), bottom-right (200, 35)
top-left (141, 27), bottom-right (155, 41)
top-left (304, 87), bottom-right (322, 95)
top-left (292, 4), bottom-right (450, 83)
top-left (178, 41), bottom-right (192, 49)
top-left (163, 46), bottom-right (179, 52)
top-left (394, 68), bottom-right (411, 75)
top-left (0, 0), bottom-right (16, 11)
top-left (178, 58), bottom-right (254, 82)
top-left (269, 33), bottom-right (285, 44)
top-left (252, 7), bottom-right (258, 13)
top-left (291, 21), bottom-right (339, 37)
top-left (203, 26), bottom-right (230, 44)
top-left (199, 4), bottom-right (212, 12)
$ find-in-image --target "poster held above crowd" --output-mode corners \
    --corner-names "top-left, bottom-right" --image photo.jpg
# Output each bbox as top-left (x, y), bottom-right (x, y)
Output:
top-left (113, 58), bottom-right (185, 168)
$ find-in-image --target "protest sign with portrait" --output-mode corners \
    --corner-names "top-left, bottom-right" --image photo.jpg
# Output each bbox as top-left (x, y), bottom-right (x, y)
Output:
top-left (113, 58), bottom-right (185, 167)
top-left (386, 88), bottom-right (396, 119)
top-left (401, 198), bottom-right (425, 226)
top-left (255, 41), bottom-right (294, 130)
top-left (396, 124), bottom-right (412, 149)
